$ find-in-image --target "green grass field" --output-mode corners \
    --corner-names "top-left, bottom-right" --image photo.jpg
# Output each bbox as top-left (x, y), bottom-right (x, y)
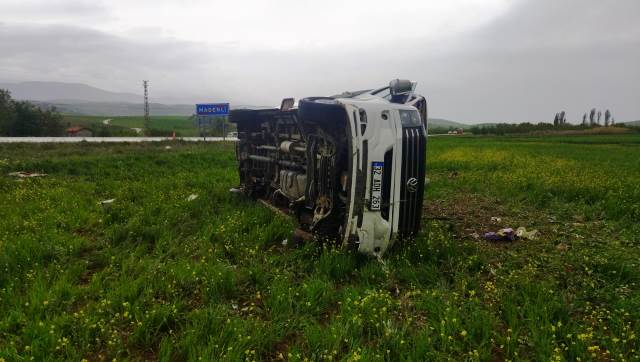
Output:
top-left (1, 135), bottom-right (639, 361)
top-left (62, 115), bottom-right (214, 137)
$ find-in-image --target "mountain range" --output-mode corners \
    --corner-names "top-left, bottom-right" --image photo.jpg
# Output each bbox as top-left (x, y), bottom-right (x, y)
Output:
top-left (31, 101), bottom-right (196, 117)
top-left (0, 81), bottom-right (142, 103)
top-left (0, 81), bottom-right (204, 116)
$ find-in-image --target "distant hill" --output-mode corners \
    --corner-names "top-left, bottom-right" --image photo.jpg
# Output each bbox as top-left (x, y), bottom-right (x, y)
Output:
top-left (428, 118), bottom-right (468, 129)
top-left (34, 101), bottom-right (195, 116)
top-left (0, 81), bottom-right (196, 116)
top-left (0, 81), bottom-right (142, 103)
top-left (473, 122), bottom-right (498, 128)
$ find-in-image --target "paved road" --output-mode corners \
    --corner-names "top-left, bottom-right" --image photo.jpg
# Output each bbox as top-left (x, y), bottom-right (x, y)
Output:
top-left (0, 137), bottom-right (238, 143)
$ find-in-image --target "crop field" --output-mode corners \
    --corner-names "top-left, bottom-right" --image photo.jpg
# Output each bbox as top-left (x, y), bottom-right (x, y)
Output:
top-left (1, 134), bottom-right (639, 361)
top-left (63, 115), bottom-right (206, 136)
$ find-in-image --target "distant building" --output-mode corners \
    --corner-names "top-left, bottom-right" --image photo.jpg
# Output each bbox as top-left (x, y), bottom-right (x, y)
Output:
top-left (447, 128), bottom-right (464, 135)
top-left (66, 127), bottom-right (93, 137)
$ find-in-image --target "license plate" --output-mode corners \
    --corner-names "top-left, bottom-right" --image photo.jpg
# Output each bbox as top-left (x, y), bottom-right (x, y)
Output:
top-left (370, 161), bottom-right (384, 210)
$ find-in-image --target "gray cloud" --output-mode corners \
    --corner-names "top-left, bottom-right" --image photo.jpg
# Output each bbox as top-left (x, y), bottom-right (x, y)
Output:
top-left (1, 0), bottom-right (111, 24)
top-left (1, 0), bottom-right (639, 122)
top-left (403, 0), bottom-right (640, 123)
top-left (0, 23), bottom-right (221, 102)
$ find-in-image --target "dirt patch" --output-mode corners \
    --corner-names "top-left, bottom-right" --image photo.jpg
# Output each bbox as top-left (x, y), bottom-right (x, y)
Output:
top-left (425, 194), bottom-right (510, 238)
top-left (424, 194), bottom-right (549, 243)
top-left (272, 332), bottom-right (301, 360)
top-left (74, 239), bottom-right (107, 286)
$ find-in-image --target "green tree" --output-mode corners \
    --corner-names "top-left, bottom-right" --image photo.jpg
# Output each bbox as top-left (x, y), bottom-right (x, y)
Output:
top-left (0, 89), bottom-right (64, 136)
top-left (0, 89), bottom-right (17, 135)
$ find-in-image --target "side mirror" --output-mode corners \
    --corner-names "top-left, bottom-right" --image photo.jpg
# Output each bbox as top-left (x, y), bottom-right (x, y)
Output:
top-left (280, 98), bottom-right (295, 111)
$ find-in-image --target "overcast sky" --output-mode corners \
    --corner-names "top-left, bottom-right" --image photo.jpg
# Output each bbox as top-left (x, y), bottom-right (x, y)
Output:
top-left (1, 0), bottom-right (638, 123)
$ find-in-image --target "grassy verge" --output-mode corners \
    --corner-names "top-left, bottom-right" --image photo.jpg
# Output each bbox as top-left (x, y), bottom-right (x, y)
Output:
top-left (0, 135), bottom-right (639, 361)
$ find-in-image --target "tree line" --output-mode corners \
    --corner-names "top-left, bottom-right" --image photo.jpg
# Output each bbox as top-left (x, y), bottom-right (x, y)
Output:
top-left (468, 122), bottom-right (587, 136)
top-left (556, 108), bottom-right (615, 127)
top-left (0, 89), bottom-right (65, 136)
top-left (470, 108), bottom-right (624, 135)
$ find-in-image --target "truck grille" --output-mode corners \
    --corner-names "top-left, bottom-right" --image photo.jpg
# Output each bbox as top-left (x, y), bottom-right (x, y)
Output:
top-left (398, 126), bottom-right (426, 235)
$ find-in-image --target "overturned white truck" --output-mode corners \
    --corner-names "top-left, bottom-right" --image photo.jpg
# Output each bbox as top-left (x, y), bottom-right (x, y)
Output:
top-left (230, 80), bottom-right (427, 256)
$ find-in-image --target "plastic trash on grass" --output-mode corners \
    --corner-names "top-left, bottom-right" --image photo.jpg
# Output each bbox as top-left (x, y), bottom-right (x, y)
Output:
top-left (9, 171), bottom-right (47, 178)
top-left (483, 227), bottom-right (538, 242)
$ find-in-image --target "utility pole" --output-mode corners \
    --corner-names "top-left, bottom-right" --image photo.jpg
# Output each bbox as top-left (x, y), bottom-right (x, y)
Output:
top-left (143, 80), bottom-right (150, 135)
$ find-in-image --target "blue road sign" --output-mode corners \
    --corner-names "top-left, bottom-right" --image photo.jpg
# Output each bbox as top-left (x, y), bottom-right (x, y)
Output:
top-left (196, 103), bottom-right (230, 116)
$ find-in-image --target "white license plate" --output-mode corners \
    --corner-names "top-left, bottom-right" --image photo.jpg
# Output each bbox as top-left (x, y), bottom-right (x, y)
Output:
top-left (370, 162), bottom-right (384, 210)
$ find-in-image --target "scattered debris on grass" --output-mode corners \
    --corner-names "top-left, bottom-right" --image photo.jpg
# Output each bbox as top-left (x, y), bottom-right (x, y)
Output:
top-left (426, 195), bottom-right (545, 243)
top-left (187, 194), bottom-right (198, 201)
top-left (8, 171), bottom-right (47, 178)
top-left (425, 195), bottom-right (511, 238)
top-left (484, 227), bottom-right (539, 242)
top-left (515, 226), bottom-right (539, 240)
top-left (482, 232), bottom-right (498, 240)
top-left (484, 228), bottom-right (515, 241)
top-left (99, 198), bottom-right (116, 205)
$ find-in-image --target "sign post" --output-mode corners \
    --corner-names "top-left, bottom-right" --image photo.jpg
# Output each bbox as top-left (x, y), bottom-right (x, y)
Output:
top-left (195, 103), bottom-right (230, 140)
